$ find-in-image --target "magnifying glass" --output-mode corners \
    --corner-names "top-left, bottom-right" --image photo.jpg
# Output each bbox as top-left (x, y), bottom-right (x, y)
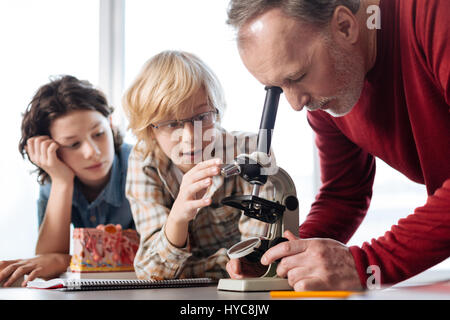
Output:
top-left (227, 236), bottom-right (288, 263)
top-left (227, 237), bottom-right (265, 260)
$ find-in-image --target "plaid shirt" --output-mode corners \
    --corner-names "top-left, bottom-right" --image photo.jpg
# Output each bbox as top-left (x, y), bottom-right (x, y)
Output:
top-left (126, 129), bottom-right (273, 280)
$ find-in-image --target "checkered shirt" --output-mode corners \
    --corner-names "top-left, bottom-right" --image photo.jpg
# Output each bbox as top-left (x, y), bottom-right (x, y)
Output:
top-left (126, 129), bottom-right (274, 280)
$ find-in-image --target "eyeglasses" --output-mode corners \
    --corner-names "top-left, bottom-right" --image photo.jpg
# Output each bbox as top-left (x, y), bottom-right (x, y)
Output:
top-left (150, 110), bottom-right (218, 133)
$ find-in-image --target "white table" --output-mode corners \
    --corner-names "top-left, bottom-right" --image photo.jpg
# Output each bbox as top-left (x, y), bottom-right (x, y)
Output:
top-left (0, 269), bottom-right (448, 300)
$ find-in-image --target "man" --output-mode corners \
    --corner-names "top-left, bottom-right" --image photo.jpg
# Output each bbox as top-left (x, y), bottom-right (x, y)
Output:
top-left (225, 0), bottom-right (449, 291)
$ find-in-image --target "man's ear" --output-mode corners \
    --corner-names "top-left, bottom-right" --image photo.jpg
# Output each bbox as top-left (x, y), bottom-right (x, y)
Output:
top-left (330, 5), bottom-right (359, 46)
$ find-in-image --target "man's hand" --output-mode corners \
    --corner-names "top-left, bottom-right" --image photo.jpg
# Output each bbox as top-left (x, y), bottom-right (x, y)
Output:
top-left (261, 230), bottom-right (363, 291)
top-left (0, 253), bottom-right (71, 287)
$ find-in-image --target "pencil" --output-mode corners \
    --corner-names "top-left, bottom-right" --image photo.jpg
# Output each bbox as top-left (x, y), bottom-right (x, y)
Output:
top-left (270, 290), bottom-right (357, 298)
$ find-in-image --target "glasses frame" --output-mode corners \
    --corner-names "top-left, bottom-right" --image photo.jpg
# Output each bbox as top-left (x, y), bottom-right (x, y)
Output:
top-left (150, 109), bottom-right (218, 130)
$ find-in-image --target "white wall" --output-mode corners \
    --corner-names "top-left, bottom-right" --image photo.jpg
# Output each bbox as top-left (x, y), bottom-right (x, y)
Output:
top-left (0, 0), bottom-right (99, 259)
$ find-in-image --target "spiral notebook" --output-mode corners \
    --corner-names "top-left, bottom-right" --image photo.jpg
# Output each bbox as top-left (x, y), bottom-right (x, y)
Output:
top-left (27, 277), bottom-right (217, 291)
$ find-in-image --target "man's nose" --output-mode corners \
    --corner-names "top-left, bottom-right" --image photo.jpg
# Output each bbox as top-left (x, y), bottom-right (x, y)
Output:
top-left (285, 90), bottom-right (311, 111)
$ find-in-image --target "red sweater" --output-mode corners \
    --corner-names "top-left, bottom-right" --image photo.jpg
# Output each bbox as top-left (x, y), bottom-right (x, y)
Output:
top-left (300, 0), bottom-right (450, 287)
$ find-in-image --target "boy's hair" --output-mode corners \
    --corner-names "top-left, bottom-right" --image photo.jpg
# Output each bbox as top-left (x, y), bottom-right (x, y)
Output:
top-left (122, 50), bottom-right (226, 160)
top-left (19, 75), bottom-right (123, 184)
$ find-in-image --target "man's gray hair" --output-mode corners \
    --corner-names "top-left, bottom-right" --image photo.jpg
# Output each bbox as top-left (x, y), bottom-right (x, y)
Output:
top-left (227, 0), bottom-right (361, 28)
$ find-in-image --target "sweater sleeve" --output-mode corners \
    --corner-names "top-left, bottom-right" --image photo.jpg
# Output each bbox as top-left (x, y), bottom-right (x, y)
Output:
top-left (347, 0), bottom-right (450, 287)
top-left (350, 179), bottom-right (450, 287)
top-left (299, 111), bottom-right (376, 243)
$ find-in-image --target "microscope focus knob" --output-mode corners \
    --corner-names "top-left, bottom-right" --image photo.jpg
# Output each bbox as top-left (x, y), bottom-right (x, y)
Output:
top-left (284, 195), bottom-right (299, 211)
top-left (220, 161), bottom-right (241, 178)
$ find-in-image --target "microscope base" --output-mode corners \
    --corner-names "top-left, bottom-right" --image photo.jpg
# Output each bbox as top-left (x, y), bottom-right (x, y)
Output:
top-left (217, 277), bottom-right (291, 292)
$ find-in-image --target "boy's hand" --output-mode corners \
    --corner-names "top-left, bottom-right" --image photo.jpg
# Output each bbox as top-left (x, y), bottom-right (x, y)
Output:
top-left (25, 136), bottom-right (75, 184)
top-left (170, 158), bottom-right (222, 224)
top-left (0, 253), bottom-right (71, 287)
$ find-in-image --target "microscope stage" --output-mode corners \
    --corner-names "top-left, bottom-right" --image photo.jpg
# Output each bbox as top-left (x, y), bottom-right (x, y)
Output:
top-left (217, 277), bottom-right (292, 292)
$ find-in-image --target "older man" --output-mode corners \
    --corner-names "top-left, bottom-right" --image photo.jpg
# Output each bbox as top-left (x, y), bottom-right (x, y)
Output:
top-left (225, 0), bottom-right (450, 291)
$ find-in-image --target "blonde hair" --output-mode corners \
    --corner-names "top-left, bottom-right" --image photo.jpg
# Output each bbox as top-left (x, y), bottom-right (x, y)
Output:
top-left (123, 50), bottom-right (226, 160)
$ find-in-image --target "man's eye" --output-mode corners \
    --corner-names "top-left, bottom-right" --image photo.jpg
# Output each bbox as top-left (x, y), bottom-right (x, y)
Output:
top-left (290, 74), bottom-right (306, 84)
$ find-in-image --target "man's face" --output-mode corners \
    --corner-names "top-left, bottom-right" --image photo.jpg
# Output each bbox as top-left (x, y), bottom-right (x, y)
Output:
top-left (238, 8), bottom-right (366, 117)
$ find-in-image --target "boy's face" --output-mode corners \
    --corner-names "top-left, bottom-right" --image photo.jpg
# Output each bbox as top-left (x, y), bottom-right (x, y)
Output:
top-left (152, 88), bottom-right (218, 173)
top-left (50, 109), bottom-right (115, 188)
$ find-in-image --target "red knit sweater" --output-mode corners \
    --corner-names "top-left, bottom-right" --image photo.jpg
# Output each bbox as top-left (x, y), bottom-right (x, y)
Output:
top-left (300, 0), bottom-right (450, 287)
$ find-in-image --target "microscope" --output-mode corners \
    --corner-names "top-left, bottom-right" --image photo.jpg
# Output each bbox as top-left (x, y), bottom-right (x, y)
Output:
top-left (217, 87), bottom-right (299, 292)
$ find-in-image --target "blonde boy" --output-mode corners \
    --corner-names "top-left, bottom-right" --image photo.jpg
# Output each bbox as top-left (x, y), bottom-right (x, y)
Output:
top-left (123, 51), bottom-right (273, 280)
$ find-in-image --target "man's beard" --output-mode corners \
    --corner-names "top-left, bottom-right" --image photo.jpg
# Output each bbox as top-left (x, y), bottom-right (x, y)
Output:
top-left (307, 36), bottom-right (366, 117)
